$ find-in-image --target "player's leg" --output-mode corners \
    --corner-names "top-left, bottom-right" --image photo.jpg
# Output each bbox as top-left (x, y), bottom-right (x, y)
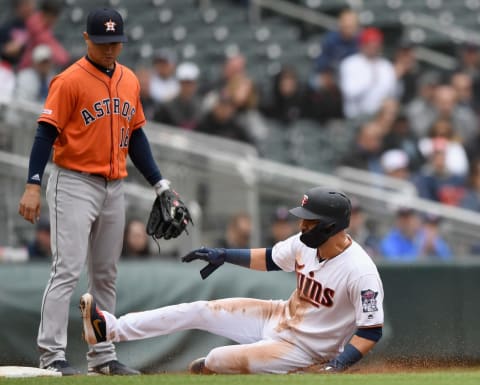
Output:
top-left (86, 179), bottom-right (134, 373)
top-left (81, 296), bottom-right (285, 345)
top-left (204, 339), bottom-right (315, 374)
top-left (38, 168), bottom-right (100, 371)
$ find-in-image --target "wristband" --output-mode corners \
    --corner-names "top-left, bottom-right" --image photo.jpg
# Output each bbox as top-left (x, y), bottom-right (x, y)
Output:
top-left (327, 343), bottom-right (363, 371)
top-left (154, 179), bottom-right (171, 196)
top-left (224, 249), bottom-right (251, 268)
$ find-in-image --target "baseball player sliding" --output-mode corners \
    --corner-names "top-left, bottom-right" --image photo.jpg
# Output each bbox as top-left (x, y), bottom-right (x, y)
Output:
top-left (80, 187), bottom-right (384, 374)
top-left (18, 8), bottom-right (191, 376)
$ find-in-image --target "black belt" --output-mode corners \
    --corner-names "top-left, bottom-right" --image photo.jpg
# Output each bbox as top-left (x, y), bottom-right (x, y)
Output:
top-left (80, 171), bottom-right (105, 178)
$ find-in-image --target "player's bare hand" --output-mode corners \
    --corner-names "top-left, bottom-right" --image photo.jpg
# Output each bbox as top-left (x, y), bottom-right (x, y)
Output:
top-left (18, 184), bottom-right (41, 224)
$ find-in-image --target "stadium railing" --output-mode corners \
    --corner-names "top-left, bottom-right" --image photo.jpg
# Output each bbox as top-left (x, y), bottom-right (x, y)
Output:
top-left (2, 101), bottom-right (480, 258)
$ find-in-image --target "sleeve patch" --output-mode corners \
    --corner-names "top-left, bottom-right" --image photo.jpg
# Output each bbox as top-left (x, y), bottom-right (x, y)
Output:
top-left (42, 109), bottom-right (53, 115)
top-left (361, 289), bottom-right (378, 313)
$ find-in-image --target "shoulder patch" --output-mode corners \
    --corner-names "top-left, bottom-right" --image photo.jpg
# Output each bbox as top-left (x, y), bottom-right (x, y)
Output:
top-left (361, 289), bottom-right (378, 313)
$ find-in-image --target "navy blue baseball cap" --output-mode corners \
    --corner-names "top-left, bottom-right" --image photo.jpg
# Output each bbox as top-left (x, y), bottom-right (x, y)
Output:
top-left (86, 8), bottom-right (128, 44)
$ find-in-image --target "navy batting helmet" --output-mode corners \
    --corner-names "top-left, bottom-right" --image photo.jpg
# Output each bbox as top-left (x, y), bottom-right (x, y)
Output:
top-left (290, 187), bottom-right (352, 248)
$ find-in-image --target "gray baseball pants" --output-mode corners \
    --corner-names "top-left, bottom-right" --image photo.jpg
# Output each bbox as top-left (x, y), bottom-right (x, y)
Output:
top-left (38, 166), bottom-right (125, 369)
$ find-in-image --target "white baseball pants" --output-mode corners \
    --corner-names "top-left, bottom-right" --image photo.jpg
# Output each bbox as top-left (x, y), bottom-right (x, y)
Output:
top-left (102, 298), bottom-right (318, 373)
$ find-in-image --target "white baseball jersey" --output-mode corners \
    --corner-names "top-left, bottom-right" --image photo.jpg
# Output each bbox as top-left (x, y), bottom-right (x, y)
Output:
top-left (272, 233), bottom-right (384, 358)
top-left (101, 232), bottom-right (384, 373)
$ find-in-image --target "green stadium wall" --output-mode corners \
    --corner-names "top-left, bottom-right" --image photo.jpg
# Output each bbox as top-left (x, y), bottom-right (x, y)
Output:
top-left (0, 260), bottom-right (479, 372)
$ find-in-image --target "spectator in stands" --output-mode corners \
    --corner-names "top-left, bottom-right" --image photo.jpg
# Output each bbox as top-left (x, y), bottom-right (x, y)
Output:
top-left (451, 71), bottom-right (476, 111)
top-left (382, 114), bottom-right (424, 172)
top-left (203, 53), bottom-right (248, 102)
top-left (405, 70), bottom-right (441, 138)
top-left (380, 208), bottom-right (452, 261)
top-left (347, 198), bottom-right (379, 258)
top-left (410, 85), bottom-right (477, 143)
top-left (260, 65), bottom-right (304, 125)
top-left (303, 65), bottom-right (343, 123)
top-left (464, 130), bottom-right (480, 164)
top-left (0, 0), bottom-right (35, 67)
top-left (374, 98), bottom-right (400, 135)
top-left (149, 48), bottom-right (179, 105)
top-left (458, 158), bottom-right (480, 255)
top-left (122, 219), bottom-right (152, 258)
top-left (339, 27), bottom-right (397, 119)
top-left (223, 68), bottom-right (267, 144)
top-left (0, 57), bottom-right (15, 107)
top-left (197, 93), bottom-right (253, 144)
top-left (265, 206), bottom-right (296, 245)
top-left (418, 118), bottom-right (469, 177)
top-left (460, 158), bottom-right (480, 212)
top-left (18, 0), bottom-right (70, 70)
top-left (27, 216), bottom-right (51, 260)
top-left (456, 43), bottom-right (480, 110)
top-left (314, 8), bottom-right (360, 75)
top-left (393, 40), bottom-right (420, 104)
top-left (380, 148), bottom-right (411, 181)
top-left (413, 138), bottom-right (466, 206)
top-left (340, 120), bottom-right (384, 173)
top-left (13, 44), bottom-right (55, 104)
top-left (433, 85), bottom-right (478, 144)
top-left (217, 212), bottom-right (252, 249)
top-left (136, 65), bottom-right (156, 120)
top-left (153, 62), bottom-right (202, 130)
top-left (212, 53), bottom-right (248, 93)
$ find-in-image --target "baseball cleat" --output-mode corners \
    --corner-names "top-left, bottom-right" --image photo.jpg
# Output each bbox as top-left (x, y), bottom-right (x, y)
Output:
top-left (188, 357), bottom-right (212, 374)
top-left (88, 360), bottom-right (140, 376)
top-left (80, 293), bottom-right (107, 345)
top-left (43, 360), bottom-right (81, 376)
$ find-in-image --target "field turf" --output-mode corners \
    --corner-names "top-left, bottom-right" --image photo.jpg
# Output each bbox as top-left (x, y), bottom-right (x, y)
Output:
top-left (1, 370), bottom-right (480, 385)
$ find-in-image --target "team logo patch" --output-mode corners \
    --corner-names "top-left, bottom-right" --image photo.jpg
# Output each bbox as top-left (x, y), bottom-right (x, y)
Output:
top-left (361, 289), bottom-right (378, 313)
top-left (104, 19), bottom-right (116, 32)
top-left (301, 194), bottom-right (308, 207)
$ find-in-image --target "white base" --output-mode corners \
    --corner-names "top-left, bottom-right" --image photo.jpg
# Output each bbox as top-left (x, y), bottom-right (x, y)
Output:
top-left (0, 366), bottom-right (63, 378)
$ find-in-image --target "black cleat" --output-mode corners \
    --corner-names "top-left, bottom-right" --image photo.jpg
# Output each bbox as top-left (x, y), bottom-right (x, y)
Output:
top-left (88, 360), bottom-right (140, 376)
top-left (188, 357), bottom-right (212, 374)
top-left (43, 360), bottom-right (81, 376)
top-left (80, 293), bottom-right (107, 345)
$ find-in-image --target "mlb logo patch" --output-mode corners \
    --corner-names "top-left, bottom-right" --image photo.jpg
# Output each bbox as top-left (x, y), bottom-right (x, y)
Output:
top-left (361, 289), bottom-right (378, 313)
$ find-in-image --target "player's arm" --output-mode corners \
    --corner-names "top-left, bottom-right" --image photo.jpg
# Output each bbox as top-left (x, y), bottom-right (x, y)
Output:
top-left (321, 326), bottom-right (383, 372)
top-left (18, 122), bottom-right (58, 223)
top-left (128, 128), bottom-right (163, 186)
top-left (129, 127), bottom-right (183, 197)
top-left (182, 247), bottom-right (282, 273)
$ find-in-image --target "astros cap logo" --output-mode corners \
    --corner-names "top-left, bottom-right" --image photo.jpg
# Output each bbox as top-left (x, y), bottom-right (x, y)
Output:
top-left (86, 8), bottom-right (128, 44)
top-left (104, 19), bottom-right (116, 32)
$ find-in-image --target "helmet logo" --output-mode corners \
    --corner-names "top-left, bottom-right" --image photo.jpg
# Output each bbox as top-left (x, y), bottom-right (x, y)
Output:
top-left (301, 194), bottom-right (308, 207)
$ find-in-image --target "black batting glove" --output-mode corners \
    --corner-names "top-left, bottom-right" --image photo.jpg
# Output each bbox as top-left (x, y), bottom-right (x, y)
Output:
top-left (182, 247), bottom-right (226, 266)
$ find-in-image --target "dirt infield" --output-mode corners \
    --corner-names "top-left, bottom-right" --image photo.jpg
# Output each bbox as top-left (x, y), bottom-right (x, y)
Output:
top-left (354, 358), bottom-right (480, 374)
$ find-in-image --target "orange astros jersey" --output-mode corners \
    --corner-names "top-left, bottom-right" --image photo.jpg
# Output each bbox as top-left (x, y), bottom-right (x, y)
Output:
top-left (38, 57), bottom-right (146, 180)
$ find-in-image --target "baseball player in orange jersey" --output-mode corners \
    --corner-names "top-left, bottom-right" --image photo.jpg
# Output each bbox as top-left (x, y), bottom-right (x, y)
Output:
top-left (80, 187), bottom-right (384, 374)
top-left (18, 8), bottom-right (190, 376)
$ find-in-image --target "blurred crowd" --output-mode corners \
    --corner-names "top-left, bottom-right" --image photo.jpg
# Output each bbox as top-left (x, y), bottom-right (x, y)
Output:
top-left (3, 1), bottom-right (480, 261)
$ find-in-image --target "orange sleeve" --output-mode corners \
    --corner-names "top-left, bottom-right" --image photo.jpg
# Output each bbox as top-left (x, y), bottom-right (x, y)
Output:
top-left (38, 76), bottom-right (76, 131)
top-left (130, 76), bottom-right (146, 130)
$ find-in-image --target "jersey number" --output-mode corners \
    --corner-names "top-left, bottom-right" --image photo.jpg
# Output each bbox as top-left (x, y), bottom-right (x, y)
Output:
top-left (120, 127), bottom-right (130, 148)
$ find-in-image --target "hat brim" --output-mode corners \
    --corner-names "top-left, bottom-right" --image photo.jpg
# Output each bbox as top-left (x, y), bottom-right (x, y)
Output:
top-left (89, 35), bottom-right (128, 44)
top-left (289, 207), bottom-right (328, 221)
